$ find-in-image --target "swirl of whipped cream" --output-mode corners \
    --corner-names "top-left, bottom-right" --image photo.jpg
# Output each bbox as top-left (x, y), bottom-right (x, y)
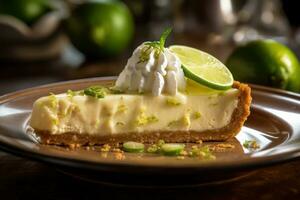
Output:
top-left (115, 43), bottom-right (186, 96)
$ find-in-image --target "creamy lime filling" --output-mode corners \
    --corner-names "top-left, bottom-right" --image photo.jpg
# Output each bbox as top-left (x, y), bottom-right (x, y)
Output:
top-left (30, 89), bottom-right (239, 135)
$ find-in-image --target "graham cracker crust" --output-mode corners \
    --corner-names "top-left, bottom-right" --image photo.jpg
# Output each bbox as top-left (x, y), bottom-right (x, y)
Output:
top-left (33, 81), bottom-right (251, 146)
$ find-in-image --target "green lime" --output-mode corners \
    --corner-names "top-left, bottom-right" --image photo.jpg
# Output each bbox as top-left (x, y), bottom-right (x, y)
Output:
top-left (0, 0), bottom-right (50, 25)
top-left (161, 143), bottom-right (185, 156)
top-left (123, 141), bottom-right (144, 153)
top-left (226, 40), bottom-right (300, 92)
top-left (169, 45), bottom-right (233, 90)
top-left (65, 1), bottom-right (134, 58)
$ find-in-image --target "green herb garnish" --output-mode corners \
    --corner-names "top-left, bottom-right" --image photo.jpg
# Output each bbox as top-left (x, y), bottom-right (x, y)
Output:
top-left (139, 28), bottom-right (172, 63)
top-left (84, 86), bottom-right (107, 99)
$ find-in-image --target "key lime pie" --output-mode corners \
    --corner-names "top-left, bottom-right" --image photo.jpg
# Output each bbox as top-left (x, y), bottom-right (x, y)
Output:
top-left (30, 29), bottom-right (251, 146)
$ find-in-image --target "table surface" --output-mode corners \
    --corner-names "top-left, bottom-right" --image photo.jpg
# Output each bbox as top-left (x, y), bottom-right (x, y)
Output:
top-left (1, 150), bottom-right (300, 200)
top-left (1, 33), bottom-right (300, 200)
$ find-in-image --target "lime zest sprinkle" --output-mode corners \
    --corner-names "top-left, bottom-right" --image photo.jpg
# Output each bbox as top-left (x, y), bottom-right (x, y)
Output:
top-left (48, 93), bottom-right (58, 110)
top-left (157, 139), bottom-right (165, 146)
top-left (168, 120), bottom-right (178, 127)
top-left (116, 121), bottom-right (125, 126)
top-left (193, 111), bottom-right (201, 119)
top-left (243, 140), bottom-right (260, 149)
top-left (166, 97), bottom-right (182, 106)
top-left (108, 87), bottom-right (123, 94)
top-left (84, 86), bottom-right (107, 99)
top-left (182, 113), bottom-right (191, 127)
top-left (51, 117), bottom-right (59, 125)
top-left (147, 139), bottom-right (165, 153)
top-left (189, 145), bottom-right (216, 160)
top-left (138, 28), bottom-right (172, 63)
top-left (135, 113), bottom-right (159, 126)
top-left (67, 90), bottom-right (76, 99)
top-left (117, 104), bottom-right (128, 113)
top-left (147, 144), bottom-right (159, 153)
top-left (168, 113), bottom-right (191, 127)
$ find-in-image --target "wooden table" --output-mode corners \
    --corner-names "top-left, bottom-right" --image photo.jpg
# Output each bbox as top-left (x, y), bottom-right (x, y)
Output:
top-left (0, 150), bottom-right (300, 199)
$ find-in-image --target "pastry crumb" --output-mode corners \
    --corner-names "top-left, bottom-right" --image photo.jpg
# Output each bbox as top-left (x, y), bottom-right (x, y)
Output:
top-left (114, 152), bottom-right (125, 160)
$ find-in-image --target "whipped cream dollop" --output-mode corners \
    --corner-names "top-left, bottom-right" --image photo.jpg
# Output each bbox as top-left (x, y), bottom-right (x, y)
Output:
top-left (115, 43), bottom-right (186, 96)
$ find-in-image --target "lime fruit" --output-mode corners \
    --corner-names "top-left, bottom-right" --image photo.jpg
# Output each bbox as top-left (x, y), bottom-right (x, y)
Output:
top-left (123, 141), bottom-right (144, 153)
top-left (65, 1), bottom-right (134, 58)
top-left (169, 45), bottom-right (233, 90)
top-left (226, 40), bottom-right (300, 92)
top-left (0, 0), bottom-right (50, 25)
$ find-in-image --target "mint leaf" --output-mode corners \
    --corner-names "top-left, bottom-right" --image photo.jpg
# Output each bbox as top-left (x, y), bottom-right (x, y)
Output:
top-left (139, 27), bottom-right (172, 62)
top-left (159, 27), bottom-right (172, 50)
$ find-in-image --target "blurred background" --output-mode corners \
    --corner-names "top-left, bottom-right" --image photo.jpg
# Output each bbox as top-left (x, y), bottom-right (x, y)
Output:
top-left (0, 0), bottom-right (300, 95)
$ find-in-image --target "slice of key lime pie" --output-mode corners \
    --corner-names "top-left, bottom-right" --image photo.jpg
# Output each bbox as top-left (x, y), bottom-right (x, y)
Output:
top-left (30, 29), bottom-right (251, 146)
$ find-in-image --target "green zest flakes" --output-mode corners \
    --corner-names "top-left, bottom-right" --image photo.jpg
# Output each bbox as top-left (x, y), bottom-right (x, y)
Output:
top-left (166, 97), bottom-right (182, 106)
top-left (108, 87), bottom-right (123, 94)
top-left (243, 140), bottom-right (260, 149)
top-left (189, 145), bottom-right (216, 160)
top-left (84, 86), bottom-right (107, 99)
top-left (117, 104), bottom-right (128, 113)
top-left (168, 113), bottom-right (191, 128)
top-left (138, 45), bottom-right (154, 63)
top-left (138, 28), bottom-right (172, 63)
top-left (135, 114), bottom-right (159, 126)
top-left (193, 111), bottom-right (201, 119)
top-left (51, 117), bottom-right (59, 125)
top-left (147, 139), bottom-right (165, 153)
top-left (147, 145), bottom-right (159, 153)
top-left (127, 140), bottom-right (216, 160)
top-left (182, 113), bottom-right (191, 126)
top-left (67, 90), bottom-right (76, 98)
top-left (168, 120), bottom-right (178, 127)
top-left (49, 93), bottom-right (58, 109)
top-left (116, 121), bottom-right (125, 126)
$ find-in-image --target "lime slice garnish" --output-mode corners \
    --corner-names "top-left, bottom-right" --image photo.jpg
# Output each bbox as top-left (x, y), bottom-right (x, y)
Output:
top-left (161, 143), bottom-right (185, 156)
top-left (123, 141), bottom-right (144, 153)
top-left (169, 45), bottom-right (233, 90)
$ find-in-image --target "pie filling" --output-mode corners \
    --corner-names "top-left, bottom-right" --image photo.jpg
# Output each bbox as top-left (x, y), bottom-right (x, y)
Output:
top-left (30, 89), bottom-right (239, 136)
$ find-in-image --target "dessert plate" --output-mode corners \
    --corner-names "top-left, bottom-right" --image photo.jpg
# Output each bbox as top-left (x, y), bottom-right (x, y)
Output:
top-left (0, 77), bottom-right (300, 186)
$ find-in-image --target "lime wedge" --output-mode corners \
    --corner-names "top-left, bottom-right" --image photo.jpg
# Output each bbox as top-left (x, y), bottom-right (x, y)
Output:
top-left (169, 45), bottom-right (233, 90)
